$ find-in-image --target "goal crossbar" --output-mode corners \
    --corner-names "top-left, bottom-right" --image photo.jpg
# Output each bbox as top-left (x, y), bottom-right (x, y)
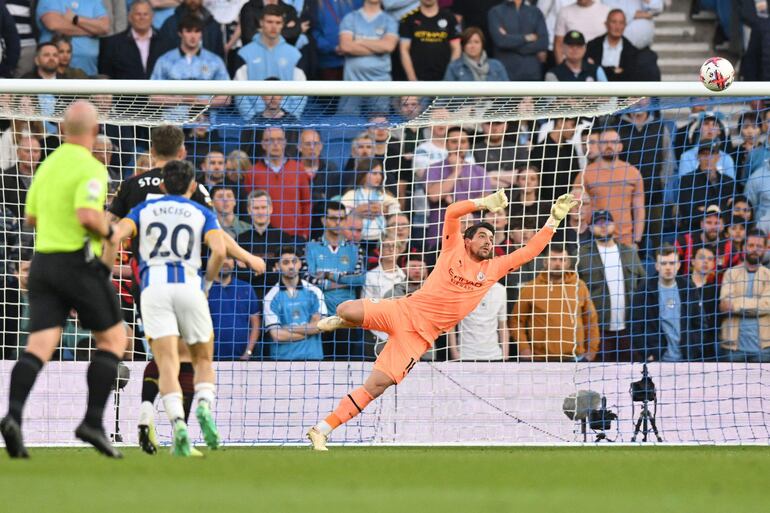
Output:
top-left (1, 79), bottom-right (769, 97)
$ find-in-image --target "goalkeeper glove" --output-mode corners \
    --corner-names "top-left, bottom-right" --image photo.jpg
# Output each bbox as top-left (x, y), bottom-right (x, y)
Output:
top-left (473, 189), bottom-right (509, 213)
top-left (546, 193), bottom-right (579, 229)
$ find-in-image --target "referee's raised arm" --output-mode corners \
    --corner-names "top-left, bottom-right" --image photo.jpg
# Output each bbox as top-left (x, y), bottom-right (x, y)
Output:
top-left (1, 100), bottom-right (127, 460)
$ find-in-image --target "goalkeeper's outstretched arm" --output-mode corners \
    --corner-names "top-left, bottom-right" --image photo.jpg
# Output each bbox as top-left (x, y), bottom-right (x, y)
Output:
top-left (497, 193), bottom-right (579, 271)
top-left (443, 189), bottom-right (510, 240)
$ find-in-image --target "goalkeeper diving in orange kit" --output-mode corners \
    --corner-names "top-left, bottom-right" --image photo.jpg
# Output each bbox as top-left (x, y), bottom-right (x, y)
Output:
top-left (307, 189), bottom-right (578, 450)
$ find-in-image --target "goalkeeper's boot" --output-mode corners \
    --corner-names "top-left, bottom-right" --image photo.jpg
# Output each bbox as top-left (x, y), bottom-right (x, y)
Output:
top-left (190, 446), bottom-right (204, 458)
top-left (195, 401), bottom-right (220, 450)
top-left (171, 419), bottom-right (192, 457)
top-left (138, 419), bottom-right (159, 455)
top-left (306, 427), bottom-right (329, 452)
top-left (75, 422), bottom-right (123, 459)
top-left (1, 416), bottom-right (29, 459)
top-left (317, 315), bottom-right (349, 333)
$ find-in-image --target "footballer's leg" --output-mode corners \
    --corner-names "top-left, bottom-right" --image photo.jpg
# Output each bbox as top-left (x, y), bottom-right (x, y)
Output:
top-left (317, 299), bottom-right (365, 332)
top-left (189, 337), bottom-right (219, 450)
top-left (75, 322), bottom-right (127, 459)
top-left (310, 298), bottom-right (419, 449)
top-left (153, 335), bottom-right (192, 457)
top-left (2, 327), bottom-right (61, 458)
top-left (308, 369), bottom-right (392, 451)
top-left (137, 359), bottom-right (160, 455)
top-left (137, 342), bottom-right (196, 455)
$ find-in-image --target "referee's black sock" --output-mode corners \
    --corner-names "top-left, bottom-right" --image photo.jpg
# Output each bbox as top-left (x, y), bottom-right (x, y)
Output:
top-left (84, 350), bottom-right (120, 430)
top-left (7, 353), bottom-right (44, 425)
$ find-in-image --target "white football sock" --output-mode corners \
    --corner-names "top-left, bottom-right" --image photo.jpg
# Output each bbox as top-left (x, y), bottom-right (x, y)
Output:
top-left (162, 392), bottom-right (185, 424)
top-left (314, 420), bottom-right (333, 436)
top-left (195, 382), bottom-right (216, 407)
top-left (138, 400), bottom-right (154, 427)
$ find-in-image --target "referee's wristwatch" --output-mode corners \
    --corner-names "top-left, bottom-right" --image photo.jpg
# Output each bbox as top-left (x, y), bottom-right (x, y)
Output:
top-left (72, 14), bottom-right (79, 25)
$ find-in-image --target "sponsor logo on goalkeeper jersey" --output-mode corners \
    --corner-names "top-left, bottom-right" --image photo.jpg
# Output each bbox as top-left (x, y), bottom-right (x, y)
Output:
top-left (448, 267), bottom-right (483, 290)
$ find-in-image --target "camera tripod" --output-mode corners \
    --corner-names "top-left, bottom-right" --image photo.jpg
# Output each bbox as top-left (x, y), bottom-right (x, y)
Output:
top-left (631, 400), bottom-right (662, 442)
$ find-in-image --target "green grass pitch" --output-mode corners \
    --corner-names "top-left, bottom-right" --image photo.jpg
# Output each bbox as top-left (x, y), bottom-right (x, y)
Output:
top-left (0, 446), bottom-right (766, 513)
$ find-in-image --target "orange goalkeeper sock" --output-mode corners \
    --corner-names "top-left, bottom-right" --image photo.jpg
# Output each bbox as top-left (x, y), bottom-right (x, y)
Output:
top-left (321, 387), bottom-right (375, 432)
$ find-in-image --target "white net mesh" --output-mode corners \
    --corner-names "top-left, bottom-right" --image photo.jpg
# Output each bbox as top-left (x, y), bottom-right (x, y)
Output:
top-left (0, 85), bottom-right (768, 446)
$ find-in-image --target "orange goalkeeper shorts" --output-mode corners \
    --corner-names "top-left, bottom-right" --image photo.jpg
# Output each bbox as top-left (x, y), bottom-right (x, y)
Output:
top-left (362, 297), bottom-right (431, 384)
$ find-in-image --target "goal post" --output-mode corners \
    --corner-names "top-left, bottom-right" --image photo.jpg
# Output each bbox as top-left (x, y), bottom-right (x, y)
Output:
top-left (0, 80), bottom-right (769, 446)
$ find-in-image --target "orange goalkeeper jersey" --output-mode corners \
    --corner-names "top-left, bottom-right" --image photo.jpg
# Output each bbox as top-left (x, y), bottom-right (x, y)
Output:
top-left (406, 200), bottom-right (554, 343)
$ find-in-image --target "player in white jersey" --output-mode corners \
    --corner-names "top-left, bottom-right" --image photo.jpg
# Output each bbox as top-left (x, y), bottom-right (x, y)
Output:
top-left (108, 161), bottom-right (227, 456)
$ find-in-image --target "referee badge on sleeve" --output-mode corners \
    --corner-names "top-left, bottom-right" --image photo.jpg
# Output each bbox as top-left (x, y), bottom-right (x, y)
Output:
top-left (86, 179), bottom-right (104, 202)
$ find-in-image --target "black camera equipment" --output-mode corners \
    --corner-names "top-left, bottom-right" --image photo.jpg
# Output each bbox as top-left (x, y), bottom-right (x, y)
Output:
top-left (563, 390), bottom-right (617, 442)
top-left (630, 364), bottom-right (662, 442)
top-left (110, 362), bottom-right (130, 443)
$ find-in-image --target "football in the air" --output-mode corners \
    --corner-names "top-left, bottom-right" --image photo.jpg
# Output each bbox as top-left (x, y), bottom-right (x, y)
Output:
top-left (700, 57), bottom-right (735, 91)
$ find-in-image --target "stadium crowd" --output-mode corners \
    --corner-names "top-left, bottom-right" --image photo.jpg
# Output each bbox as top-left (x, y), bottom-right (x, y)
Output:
top-left (0, 0), bottom-right (769, 365)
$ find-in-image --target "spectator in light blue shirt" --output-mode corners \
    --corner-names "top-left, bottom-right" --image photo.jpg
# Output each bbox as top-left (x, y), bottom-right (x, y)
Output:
top-left (264, 247), bottom-right (327, 360)
top-left (230, 4), bottom-right (307, 120)
top-left (677, 116), bottom-right (735, 178)
top-left (745, 163), bottom-right (770, 235)
top-left (303, 201), bottom-right (367, 358)
top-left (151, 15), bottom-right (230, 120)
top-left (337, 0), bottom-right (398, 116)
top-left (36, 0), bottom-right (109, 75)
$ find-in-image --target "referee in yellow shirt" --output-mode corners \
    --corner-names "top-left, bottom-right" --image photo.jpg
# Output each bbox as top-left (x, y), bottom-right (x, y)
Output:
top-left (1, 101), bottom-right (127, 459)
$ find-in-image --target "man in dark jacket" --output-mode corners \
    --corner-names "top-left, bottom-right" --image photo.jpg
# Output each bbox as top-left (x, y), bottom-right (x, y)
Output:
top-left (159, 0), bottom-right (225, 58)
top-left (577, 210), bottom-right (646, 362)
top-left (631, 245), bottom-right (692, 362)
top-left (677, 141), bottom-right (736, 232)
top-left (586, 9), bottom-right (639, 81)
top-left (98, 0), bottom-right (163, 79)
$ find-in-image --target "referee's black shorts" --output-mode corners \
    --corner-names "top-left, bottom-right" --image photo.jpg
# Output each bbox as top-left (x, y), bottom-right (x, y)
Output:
top-left (27, 249), bottom-right (123, 333)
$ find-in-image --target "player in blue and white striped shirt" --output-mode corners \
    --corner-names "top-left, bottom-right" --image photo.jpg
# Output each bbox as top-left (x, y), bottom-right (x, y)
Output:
top-left (110, 160), bottom-right (227, 457)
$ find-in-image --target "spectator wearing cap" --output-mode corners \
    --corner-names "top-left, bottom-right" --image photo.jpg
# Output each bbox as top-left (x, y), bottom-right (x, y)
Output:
top-left (677, 115), bottom-right (735, 179)
top-left (719, 228), bottom-right (770, 363)
top-left (578, 209), bottom-right (645, 362)
top-left (631, 244), bottom-right (693, 362)
top-left (745, 158), bottom-right (770, 236)
top-left (675, 205), bottom-right (735, 276)
top-left (677, 142), bottom-right (736, 232)
top-left (553, 0), bottom-right (610, 64)
top-left (486, 0), bottom-right (548, 81)
top-left (545, 31), bottom-right (608, 82)
top-left (585, 9), bottom-right (639, 81)
top-left (36, 0), bottom-right (109, 75)
top-left (573, 127), bottom-right (644, 247)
